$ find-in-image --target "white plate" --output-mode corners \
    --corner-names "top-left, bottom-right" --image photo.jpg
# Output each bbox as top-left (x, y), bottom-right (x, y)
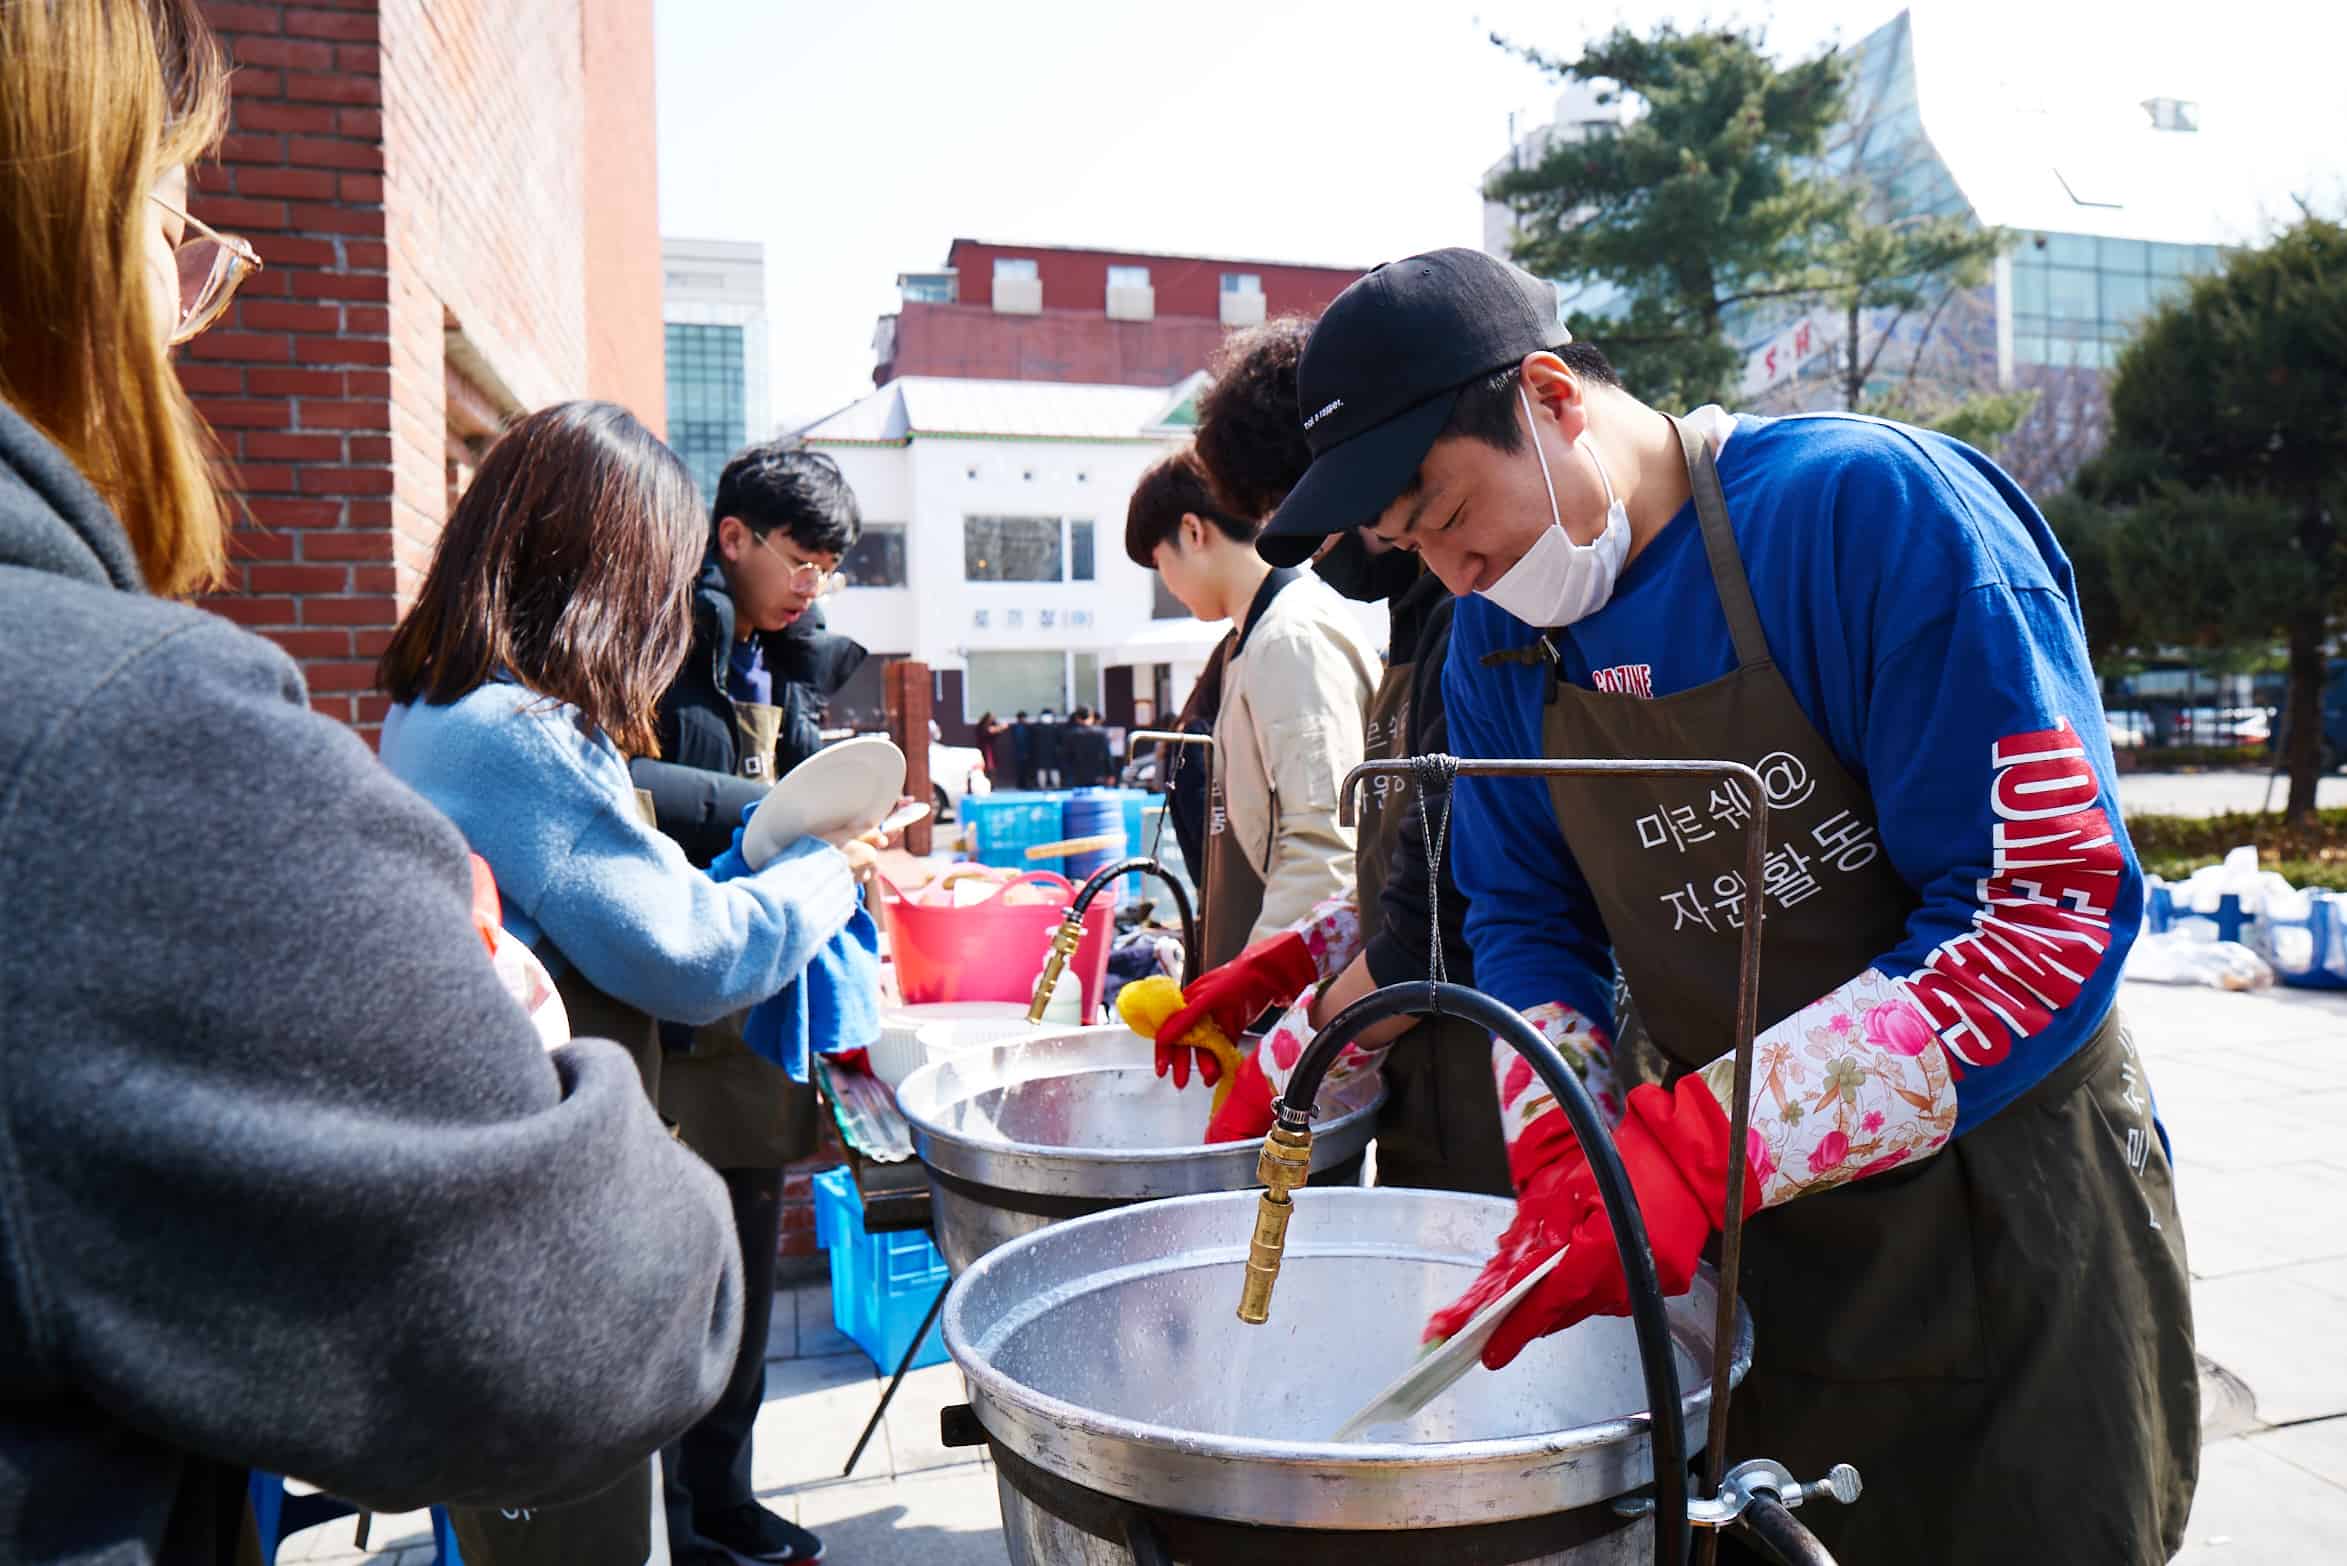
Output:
top-left (1329, 1247), bottom-right (1567, 1441)
top-left (740, 734), bottom-right (905, 869)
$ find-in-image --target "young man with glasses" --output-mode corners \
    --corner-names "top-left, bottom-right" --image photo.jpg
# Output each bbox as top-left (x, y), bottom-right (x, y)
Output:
top-left (652, 444), bottom-right (866, 804)
top-left (644, 442), bottom-right (867, 1566)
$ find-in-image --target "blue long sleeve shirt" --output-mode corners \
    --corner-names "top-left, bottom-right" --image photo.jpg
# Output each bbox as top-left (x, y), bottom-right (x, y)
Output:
top-left (381, 681), bottom-right (858, 1027)
top-left (1444, 413), bottom-right (2140, 1135)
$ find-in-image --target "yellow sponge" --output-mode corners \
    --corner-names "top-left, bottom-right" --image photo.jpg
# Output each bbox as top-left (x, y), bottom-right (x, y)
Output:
top-left (1116, 975), bottom-right (1241, 1113)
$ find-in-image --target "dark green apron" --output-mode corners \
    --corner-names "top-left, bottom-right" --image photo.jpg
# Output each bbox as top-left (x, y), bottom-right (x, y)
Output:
top-left (457, 797), bottom-right (671, 1566)
top-left (658, 697), bottom-right (820, 1170)
top-left (1532, 417), bottom-right (2196, 1563)
top-left (1202, 578), bottom-right (1299, 970)
top-left (1354, 647), bottom-right (1510, 1196)
top-left (1200, 753), bottom-right (1266, 972)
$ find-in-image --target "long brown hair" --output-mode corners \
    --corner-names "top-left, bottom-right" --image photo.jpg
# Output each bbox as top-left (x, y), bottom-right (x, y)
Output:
top-left (0, 0), bottom-right (233, 596)
top-left (378, 402), bottom-right (705, 757)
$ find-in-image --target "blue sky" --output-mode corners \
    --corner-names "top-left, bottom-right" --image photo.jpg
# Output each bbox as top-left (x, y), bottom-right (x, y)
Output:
top-left (655, 0), bottom-right (2345, 428)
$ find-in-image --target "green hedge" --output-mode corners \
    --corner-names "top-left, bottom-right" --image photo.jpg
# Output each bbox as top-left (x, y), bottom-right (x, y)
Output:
top-left (2129, 808), bottom-right (2347, 890)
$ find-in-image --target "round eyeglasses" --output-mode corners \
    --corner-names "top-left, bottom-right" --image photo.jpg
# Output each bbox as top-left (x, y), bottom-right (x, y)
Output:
top-left (151, 195), bottom-right (264, 346)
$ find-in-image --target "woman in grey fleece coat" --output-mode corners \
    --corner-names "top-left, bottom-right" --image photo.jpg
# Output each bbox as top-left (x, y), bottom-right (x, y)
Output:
top-left (0, 4), bottom-right (744, 1562)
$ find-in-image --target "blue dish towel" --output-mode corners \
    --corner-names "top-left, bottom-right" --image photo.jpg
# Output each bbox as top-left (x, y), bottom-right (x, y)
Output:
top-left (710, 820), bottom-right (883, 1083)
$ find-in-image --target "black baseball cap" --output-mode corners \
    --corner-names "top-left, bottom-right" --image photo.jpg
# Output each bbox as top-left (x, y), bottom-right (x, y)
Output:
top-left (1258, 248), bottom-right (1568, 567)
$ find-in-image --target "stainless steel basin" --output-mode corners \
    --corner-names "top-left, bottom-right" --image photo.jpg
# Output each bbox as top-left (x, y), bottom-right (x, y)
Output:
top-left (895, 1026), bottom-right (1383, 1273)
top-left (945, 1186), bottom-right (1749, 1562)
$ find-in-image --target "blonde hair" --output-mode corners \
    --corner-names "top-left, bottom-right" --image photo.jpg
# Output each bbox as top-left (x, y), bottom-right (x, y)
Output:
top-left (0, 0), bottom-right (233, 597)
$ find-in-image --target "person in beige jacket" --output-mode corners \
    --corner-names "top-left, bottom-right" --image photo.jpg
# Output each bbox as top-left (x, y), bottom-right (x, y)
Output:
top-left (1126, 449), bottom-right (1379, 970)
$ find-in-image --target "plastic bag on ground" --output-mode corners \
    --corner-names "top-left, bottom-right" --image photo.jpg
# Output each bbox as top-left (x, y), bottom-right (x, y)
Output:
top-left (2125, 931), bottom-right (2276, 990)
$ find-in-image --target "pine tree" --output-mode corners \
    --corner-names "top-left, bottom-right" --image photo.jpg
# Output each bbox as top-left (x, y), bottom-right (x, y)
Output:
top-left (2073, 217), bottom-right (2347, 817)
top-left (1487, 24), bottom-right (1850, 408)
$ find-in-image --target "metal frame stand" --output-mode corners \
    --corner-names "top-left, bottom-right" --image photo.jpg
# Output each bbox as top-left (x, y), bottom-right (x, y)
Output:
top-left (842, 1273), bottom-right (952, 1477)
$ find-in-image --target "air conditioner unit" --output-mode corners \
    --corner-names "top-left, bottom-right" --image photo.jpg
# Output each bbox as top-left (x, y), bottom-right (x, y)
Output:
top-left (994, 276), bottom-right (1043, 315)
top-left (1219, 288), bottom-right (1266, 327)
top-left (1105, 284), bottom-right (1156, 322)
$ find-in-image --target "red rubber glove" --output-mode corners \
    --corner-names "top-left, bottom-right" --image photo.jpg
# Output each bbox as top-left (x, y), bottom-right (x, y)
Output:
top-left (1428, 1076), bottom-right (1761, 1370)
top-left (1152, 933), bottom-right (1317, 1087)
top-left (1423, 1111), bottom-right (1590, 1345)
top-left (1201, 1048), bottom-right (1276, 1143)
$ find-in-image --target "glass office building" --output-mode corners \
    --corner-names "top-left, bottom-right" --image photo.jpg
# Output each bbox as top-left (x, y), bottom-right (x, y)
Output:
top-left (664, 321), bottom-right (747, 503)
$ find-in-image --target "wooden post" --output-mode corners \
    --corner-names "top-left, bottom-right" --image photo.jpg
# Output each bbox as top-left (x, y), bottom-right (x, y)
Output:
top-left (884, 659), bottom-right (934, 857)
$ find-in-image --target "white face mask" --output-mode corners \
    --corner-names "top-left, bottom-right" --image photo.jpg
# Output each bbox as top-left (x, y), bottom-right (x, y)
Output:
top-left (1475, 386), bottom-right (1631, 628)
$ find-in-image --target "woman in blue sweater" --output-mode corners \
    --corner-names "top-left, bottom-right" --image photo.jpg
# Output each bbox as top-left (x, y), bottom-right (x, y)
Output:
top-left (378, 400), bottom-right (850, 1566)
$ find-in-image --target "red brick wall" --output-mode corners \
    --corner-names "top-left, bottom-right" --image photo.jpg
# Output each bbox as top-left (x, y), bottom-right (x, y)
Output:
top-left (885, 300), bottom-right (1241, 387)
top-left (186, 2), bottom-right (400, 731)
top-left (880, 243), bottom-right (1361, 387)
top-left (781, 1134), bottom-right (846, 1264)
top-left (944, 240), bottom-right (1358, 319)
top-left (579, 0), bottom-right (666, 431)
top-left (186, 0), bottom-right (655, 742)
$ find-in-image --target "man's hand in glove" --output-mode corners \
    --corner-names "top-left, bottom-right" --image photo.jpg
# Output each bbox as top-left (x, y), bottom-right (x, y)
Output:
top-left (1427, 1076), bottom-right (1758, 1369)
top-left (1151, 932), bottom-right (1316, 1088)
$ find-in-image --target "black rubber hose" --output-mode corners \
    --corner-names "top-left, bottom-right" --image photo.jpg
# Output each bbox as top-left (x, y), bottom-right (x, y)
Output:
top-left (1070, 857), bottom-right (1199, 987)
top-left (1729, 1496), bottom-right (1839, 1566)
top-left (1277, 981), bottom-right (1691, 1566)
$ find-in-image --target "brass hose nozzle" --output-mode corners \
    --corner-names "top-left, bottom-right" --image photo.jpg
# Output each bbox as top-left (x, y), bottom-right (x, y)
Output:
top-left (1025, 912), bottom-right (1086, 1022)
top-left (1236, 1122), bottom-right (1313, 1324)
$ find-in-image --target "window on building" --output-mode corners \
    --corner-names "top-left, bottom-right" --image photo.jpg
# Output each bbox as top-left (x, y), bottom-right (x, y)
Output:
top-left (1107, 264), bottom-right (1150, 289)
top-left (1221, 272), bottom-right (1262, 296)
top-left (1151, 576), bottom-right (1186, 620)
top-left (1071, 652), bottom-right (1100, 712)
top-left (964, 516), bottom-right (1101, 583)
top-left (965, 651), bottom-right (1067, 719)
top-left (2008, 233), bottom-right (2225, 370)
top-left (2045, 233), bottom-right (2098, 269)
top-left (965, 516), bottom-right (1063, 582)
top-left (994, 257), bottom-right (1038, 283)
top-left (899, 272), bottom-right (956, 304)
top-left (664, 322), bottom-right (746, 503)
top-left (2100, 270), bottom-right (2151, 326)
top-left (2045, 266), bottom-right (2097, 323)
top-left (839, 523), bottom-right (907, 588)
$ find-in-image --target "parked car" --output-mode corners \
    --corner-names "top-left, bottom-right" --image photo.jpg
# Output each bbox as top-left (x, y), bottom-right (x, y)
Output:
top-left (931, 738), bottom-right (990, 821)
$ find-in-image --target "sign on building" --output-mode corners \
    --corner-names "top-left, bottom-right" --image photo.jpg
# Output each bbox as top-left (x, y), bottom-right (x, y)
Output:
top-left (1740, 314), bottom-right (1836, 398)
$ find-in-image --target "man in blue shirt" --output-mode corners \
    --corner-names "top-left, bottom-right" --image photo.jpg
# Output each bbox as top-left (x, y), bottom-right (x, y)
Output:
top-left (1256, 250), bottom-right (2195, 1563)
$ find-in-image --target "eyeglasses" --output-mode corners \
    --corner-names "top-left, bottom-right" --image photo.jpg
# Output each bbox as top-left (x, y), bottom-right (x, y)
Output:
top-left (150, 195), bottom-right (263, 346)
top-left (749, 531), bottom-right (843, 597)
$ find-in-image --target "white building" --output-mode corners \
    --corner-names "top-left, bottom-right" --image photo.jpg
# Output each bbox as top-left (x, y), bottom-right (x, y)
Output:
top-left (662, 237), bottom-right (771, 503)
top-left (801, 374), bottom-right (1387, 735)
top-left (1481, 80), bottom-right (1631, 262)
top-left (801, 375), bottom-right (1212, 731)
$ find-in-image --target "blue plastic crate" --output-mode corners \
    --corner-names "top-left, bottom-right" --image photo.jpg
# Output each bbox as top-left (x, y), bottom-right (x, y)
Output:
top-left (963, 791), bottom-right (1070, 871)
top-left (1115, 788), bottom-right (1154, 894)
top-left (811, 1167), bottom-right (949, 1372)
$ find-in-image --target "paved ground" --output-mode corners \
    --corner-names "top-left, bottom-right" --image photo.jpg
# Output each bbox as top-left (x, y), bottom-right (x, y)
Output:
top-left (279, 978), bottom-right (2347, 1565)
top-left (2133, 978), bottom-right (2347, 1564)
top-left (2119, 768), bottom-right (2347, 818)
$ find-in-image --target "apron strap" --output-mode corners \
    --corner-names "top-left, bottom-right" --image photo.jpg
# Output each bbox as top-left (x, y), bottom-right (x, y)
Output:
top-left (1671, 415), bottom-right (1772, 671)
